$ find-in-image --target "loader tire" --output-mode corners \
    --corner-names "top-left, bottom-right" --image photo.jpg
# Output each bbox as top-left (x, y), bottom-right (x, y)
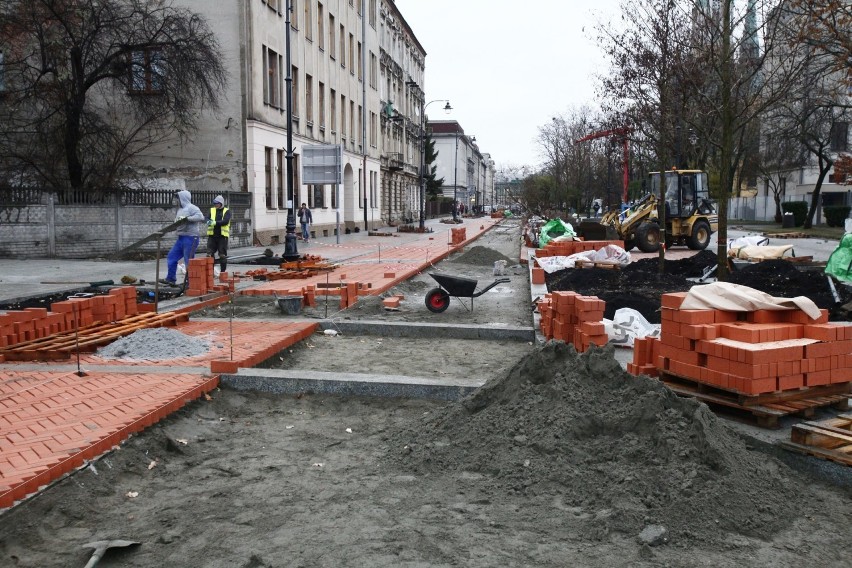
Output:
top-left (687, 220), bottom-right (711, 250)
top-left (636, 222), bottom-right (661, 253)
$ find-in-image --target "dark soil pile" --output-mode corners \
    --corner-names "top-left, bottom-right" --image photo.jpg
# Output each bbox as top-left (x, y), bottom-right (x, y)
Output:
top-left (623, 250), bottom-right (717, 279)
top-left (728, 260), bottom-right (850, 309)
top-left (545, 268), bottom-right (691, 323)
top-left (545, 251), bottom-right (852, 322)
top-left (450, 245), bottom-right (513, 266)
top-left (391, 342), bottom-right (801, 544)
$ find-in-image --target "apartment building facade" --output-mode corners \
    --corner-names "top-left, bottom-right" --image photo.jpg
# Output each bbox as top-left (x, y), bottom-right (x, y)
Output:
top-left (150, 0), bottom-right (385, 244)
top-left (429, 121), bottom-right (496, 212)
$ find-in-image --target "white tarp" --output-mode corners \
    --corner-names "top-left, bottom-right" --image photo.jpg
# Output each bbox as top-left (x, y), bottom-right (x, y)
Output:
top-left (728, 235), bottom-right (768, 250)
top-left (534, 245), bottom-right (631, 273)
top-left (728, 244), bottom-right (794, 260)
top-left (680, 282), bottom-right (821, 319)
top-left (604, 308), bottom-right (661, 348)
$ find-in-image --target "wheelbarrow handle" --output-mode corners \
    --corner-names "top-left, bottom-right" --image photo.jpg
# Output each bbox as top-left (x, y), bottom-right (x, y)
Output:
top-left (471, 278), bottom-right (511, 298)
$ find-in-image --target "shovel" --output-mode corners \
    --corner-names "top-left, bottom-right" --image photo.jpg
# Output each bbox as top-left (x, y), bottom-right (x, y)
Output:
top-left (81, 539), bottom-right (140, 568)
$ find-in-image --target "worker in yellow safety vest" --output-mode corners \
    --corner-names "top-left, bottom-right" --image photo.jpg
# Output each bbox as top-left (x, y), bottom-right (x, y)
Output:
top-left (206, 195), bottom-right (231, 273)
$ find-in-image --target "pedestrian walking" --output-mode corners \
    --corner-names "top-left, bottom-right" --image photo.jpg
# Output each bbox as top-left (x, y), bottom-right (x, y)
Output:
top-left (161, 190), bottom-right (204, 286)
top-left (207, 195), bottom-right (231, 273)
top-left (298, 203), bottom-right (313, 242)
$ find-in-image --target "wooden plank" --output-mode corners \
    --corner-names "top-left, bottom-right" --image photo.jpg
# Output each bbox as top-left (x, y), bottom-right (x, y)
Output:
top-left (779, 441), bottom-right (852, 467)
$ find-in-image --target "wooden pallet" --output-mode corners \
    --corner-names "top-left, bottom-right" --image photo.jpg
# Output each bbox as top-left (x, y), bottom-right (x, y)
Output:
top-left (574, 260), bottom-right (620, 270)
top-left (780, 414), bottom-right (852, 466)
top-left (659, 372), bottom-right (851, 428)
top-left (0, 312), bottom-right (189, 361)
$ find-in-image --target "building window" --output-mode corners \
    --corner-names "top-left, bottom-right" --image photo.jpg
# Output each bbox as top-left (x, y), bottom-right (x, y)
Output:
top-left (339, 24), bottom-right (346, 67)
top-left (830, 122), bottom-right (848, 152)
top-left (128, 47), bottom-right (164, 94)
top-left (350, 101), bottom-right (355, 148)
top-left (369, 52), bottom-right (377, 89)
top-left (331, 182), bottom-right (337, 208)
top-left (370, 171), bottom-right (377, 205)
top-left (263, 0), bottom-right (282, 14)
top-left (304, 0), bottom-right (312, 40)
top-left (370, 111), bottom-right (376, 147)
top-left (311, 184), bottom-right (325, 208)
top-left (369, 0), bottom-right (376, 28)
top-left (356, 0), bottom-right (362, 16)
top-left (358, 104), bottom-right (363, 148)
top-left (291, 154), bottom-right (300, 204)
top-left (306, 74), bottom-right (313, 125)
top-left (317, 3), bottom-right (324, 50)
top-left (329, 14), bottom-right (335, 59)
top-left (290, 0), bottom-right (299, 28)
top-left (357, 42), bottom-right (362, 81)
top-left (265, 147), bottom-right (274, 209)
top-left (319, 81), bottom-right (325, 131)
top-left (349, 34), bottom-right (355, 71)
top-left (277, 149), bottom-right (285, 208)
top-left (262, 46), bottom-right (282, 108)
top-left (330, 88), bottom-right (337, 133)
top-left (341, 95), bottom-right (346, 138)
top-left (292, 66), bottom-right (300, 117)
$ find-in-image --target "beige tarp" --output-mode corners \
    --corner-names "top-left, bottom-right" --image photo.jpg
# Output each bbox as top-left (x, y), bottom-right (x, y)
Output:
top-left (680, 282), bottom-right (821, 320)
top-left (727, 244), bottom-right (794, 260)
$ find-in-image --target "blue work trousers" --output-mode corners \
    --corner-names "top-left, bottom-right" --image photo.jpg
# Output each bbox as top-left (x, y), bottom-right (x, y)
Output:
top-left (166, 235), bottom-right (199, 282)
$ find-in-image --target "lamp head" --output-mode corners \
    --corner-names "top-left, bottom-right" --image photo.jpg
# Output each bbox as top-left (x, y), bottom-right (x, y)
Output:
top-left (443, 101), bottom-right (452, 113)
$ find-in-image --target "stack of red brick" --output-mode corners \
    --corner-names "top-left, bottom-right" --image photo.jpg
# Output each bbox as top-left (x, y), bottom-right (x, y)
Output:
top-left (537, 291), bottom-right (608, 353)
top-left (450, 227), bottom-right (467, 246)
top-left (186, 257), bottom-right (215, 296)
top-left (536, 239), bottom-right (624, 257)
top-left (0, 286), bottom-right (139, 347)
top-left (629, 291), bottom-right (852, 395)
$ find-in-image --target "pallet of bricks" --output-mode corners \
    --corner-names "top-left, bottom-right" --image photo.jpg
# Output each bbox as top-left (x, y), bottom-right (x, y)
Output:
top-left (629, 291), bottom-right (852, 427)
top-left (531, 239), bottom-right (625, 285)
top-left (536, 291), bottom-right (608, 352)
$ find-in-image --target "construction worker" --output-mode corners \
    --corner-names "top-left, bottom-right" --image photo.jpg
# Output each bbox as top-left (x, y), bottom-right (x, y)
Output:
top-left (161, 190), bottom-right (205, 286)
top-left (207, 195), bottom-right (231, 273)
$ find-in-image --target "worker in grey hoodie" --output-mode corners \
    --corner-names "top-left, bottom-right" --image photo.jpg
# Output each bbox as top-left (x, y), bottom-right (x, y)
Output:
top-left (161, 190), bottom-right (205, 286)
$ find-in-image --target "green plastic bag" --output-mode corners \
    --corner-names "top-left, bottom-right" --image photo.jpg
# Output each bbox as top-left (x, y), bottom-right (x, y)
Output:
top-left (825, 233), bottom-right (852, 282)
top-left (538, 218), bottom-right (576, 248)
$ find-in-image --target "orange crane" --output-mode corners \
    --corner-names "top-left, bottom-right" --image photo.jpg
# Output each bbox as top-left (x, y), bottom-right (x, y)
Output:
top-left (574, 127), bottom-right (632, 205)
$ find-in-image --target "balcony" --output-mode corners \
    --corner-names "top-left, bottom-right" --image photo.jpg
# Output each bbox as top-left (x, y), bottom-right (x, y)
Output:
top-left (383, 152), bottom-right (404, 171)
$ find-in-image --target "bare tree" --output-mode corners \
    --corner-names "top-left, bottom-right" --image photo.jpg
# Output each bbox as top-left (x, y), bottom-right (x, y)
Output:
top-left (756, 125), bottom-right (806, 222)
top-left (0, 0), bottom-right (227, 191)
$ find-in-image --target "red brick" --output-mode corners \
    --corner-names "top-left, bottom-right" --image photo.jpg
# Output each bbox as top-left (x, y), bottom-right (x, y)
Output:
top-left (805, 370), bottom-right (832, 387)
top-left (661, 292), bottom-right (687, 309)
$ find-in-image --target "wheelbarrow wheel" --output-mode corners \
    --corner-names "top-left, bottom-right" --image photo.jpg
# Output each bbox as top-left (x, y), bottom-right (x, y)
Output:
top-left (425, 288), bottom-right (450, 313)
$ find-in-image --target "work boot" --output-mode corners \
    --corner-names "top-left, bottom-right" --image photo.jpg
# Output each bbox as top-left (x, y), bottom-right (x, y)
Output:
top-left (159, 278), bottom-right (177, 286)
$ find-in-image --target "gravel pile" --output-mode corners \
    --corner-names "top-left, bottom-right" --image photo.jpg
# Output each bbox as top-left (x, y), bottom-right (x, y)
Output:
top-left (97, 328), bottom-right (210, 360)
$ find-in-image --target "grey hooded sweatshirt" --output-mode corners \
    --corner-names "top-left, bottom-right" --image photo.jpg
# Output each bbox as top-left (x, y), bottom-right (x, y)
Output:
top-left (174, 190), bottom-right (205, 237)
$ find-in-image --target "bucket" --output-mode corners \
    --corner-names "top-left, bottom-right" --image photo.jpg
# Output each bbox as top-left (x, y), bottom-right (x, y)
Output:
top-left (277, 296), bottom-right (303, 315)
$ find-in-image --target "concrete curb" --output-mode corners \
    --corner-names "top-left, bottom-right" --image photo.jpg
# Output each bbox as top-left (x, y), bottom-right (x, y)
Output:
top-left (315, 319), bottom-right (536, 341)
top-left (220, 368), bottom-right (484, 401)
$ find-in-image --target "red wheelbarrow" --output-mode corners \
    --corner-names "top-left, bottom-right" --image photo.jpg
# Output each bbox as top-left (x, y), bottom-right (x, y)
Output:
top-left (425, 273), bottom-right (511, 313)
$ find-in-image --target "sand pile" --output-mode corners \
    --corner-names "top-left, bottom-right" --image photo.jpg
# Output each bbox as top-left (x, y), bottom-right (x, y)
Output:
top-left (451, 245), bottom-right (513, 266)
top-left (97, 328), bottom-right (210, 360)
top-left (392, 342), bottom-right (800, 543)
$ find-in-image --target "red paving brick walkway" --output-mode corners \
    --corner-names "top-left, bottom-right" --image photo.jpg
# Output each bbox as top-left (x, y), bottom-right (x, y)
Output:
top-left (0, 219), bottom-right (499, 509)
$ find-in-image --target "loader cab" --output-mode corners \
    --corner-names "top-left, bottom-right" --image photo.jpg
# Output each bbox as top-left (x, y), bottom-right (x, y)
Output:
top-left (651, 170), bottom-right (714, 219)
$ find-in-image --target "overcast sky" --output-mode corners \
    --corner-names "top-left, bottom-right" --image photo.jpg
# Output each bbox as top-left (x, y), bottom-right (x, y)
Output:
top-left (395, 0), bottom-right (624, 171)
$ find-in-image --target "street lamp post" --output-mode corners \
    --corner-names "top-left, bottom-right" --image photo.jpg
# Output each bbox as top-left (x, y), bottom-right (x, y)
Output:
top-left (416, 98), bottom-right (451, 230)
top-left (282, 0), bottom-right (299, 261)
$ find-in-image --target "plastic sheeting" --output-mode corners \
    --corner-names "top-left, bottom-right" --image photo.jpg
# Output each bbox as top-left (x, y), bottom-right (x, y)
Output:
top-left (534, 244), bottom-right (631, 273)
top-left (680, 281), bottom-right (821, 319)
top-left (538, 218), bottom-right (576, 248)
top-left (825, 233), bottom-right (852, 283)
top-left (603, 308), bottom-right (661, 348)
top-left (728, 244), bottom-right (794, 260)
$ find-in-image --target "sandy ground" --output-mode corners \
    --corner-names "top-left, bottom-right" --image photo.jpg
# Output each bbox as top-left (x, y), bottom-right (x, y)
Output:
top-left (2, 220), bottom-right (852, 567)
